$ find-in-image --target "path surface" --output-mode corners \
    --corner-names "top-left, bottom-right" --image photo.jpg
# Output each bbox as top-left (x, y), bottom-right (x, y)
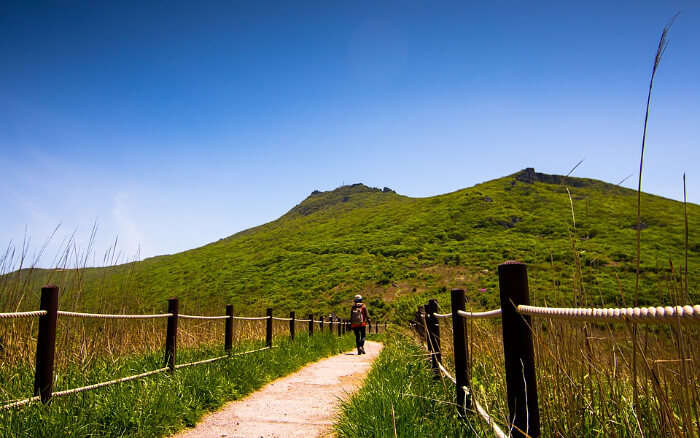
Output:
top-left (174, 341), bottom-right (383, 438)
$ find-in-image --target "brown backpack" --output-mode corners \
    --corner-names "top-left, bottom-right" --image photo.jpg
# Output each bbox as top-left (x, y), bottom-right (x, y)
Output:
top-left (350, 303), bottom-right (365, 325)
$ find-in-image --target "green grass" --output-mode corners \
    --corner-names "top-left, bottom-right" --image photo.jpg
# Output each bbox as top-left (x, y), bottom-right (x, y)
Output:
top-left (0, 332), bottom-right (356, 437)
top-left (336, 329), bottom-right (483, 437)
top-left (3, 168), bottom-right (698, 324)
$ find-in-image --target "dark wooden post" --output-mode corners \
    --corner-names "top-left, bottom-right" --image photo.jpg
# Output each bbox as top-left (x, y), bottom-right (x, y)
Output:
top-left (337, 318), bottom-right (341, 336)
top-left (34, 285), bottom-right (59, 403)
top-left (308, 313), bottom-right (314, 336)
top-left (424, 302), bottom-right (434, 369)
top-left (266, 308), bottom-right (273, 348)
top-left (498, 261), bottom-right (540, 438)
top-left (290, 311), bottom-right (295, 341)
top-left (426, 299), bottom-right (441, 373)
top-left (164, 298), bottom-right (179, 371)
top-left (320, 316), bottom-right (324, 332)
top-left (342, 319), bottom-right (346, 335)
top-left (451, 289), bottom-right (471, 415)
top-left (329, 317), bottom-right (333, 334)
top-left (225, 304), bottom-right (234, 353)
top-left (417, 305), bottom-right (426, 341)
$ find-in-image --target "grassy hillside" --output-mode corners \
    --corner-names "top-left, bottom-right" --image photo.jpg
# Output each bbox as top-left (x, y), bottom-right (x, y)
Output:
top-left (2, 168), bottom-right (697, 320)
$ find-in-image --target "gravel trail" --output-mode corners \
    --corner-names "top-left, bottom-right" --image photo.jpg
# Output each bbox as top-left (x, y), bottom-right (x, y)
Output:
top-left (174, 341), bottom-right (382, 438)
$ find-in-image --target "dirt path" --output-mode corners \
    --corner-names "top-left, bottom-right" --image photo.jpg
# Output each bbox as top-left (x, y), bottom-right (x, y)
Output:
top-left (174, 341), bottom-right (383, 438)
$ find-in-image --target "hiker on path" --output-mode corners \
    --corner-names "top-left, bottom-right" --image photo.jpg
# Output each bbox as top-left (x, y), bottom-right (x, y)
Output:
top-left (350, 294), bottom-right (370, 355)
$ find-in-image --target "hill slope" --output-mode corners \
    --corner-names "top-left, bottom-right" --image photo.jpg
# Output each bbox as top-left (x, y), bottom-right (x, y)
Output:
top-left (3, 169), bottom-right (698, 320)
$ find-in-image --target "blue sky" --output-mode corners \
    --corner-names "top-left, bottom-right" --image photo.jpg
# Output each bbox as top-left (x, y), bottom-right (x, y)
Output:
top-left (1, 1), bottom-right (699, 266)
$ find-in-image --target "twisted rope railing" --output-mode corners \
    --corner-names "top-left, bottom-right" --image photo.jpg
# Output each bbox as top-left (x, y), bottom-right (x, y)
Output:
top-left (457, 309), bottom-right (502, 319)
top-left (434, 305), bottom-right (700, 323)
top-left (0, 310), bottom-right (47, 319)
top-left (432, 309), bottom-right (502, 319)
top-left (56, 311), bottom-right (172, 319)
top-left (175, 355), bottom-right (228, 369)
top-left (52, 367), bottom-right (169, 397)
top-left (517, 304), bottom-right (700, 323)
top-left (0, 395), bottom-right (41, 410)
top-left (271, 317), bottom-right (293, 321)
top-left (232, 316), bottom-right (270, 321)
top-left (0, 367), bottom-right (169, 411)
top-left (179, 314), bottom-right (230, 320)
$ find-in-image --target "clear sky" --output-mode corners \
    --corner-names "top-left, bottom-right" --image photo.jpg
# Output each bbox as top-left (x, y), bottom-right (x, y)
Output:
top-left (2, 1), bottom-right (699, 267)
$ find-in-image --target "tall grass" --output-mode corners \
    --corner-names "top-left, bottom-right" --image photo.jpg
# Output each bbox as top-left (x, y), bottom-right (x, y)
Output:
top-left (336, 329), bottom-right (479, 437)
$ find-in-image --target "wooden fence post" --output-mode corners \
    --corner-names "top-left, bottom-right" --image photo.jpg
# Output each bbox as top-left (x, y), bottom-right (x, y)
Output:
top-left (451, 289), bottom-right (471, 415)
top-left (337, 318), bottom-right (341, 337)
top-left (498, 261), bottom-right (540, 438)
top-left (225, 304), bottom-right (234, 353)
top-left (266, 308), bottom-right (273, 348)
top-left (329, 317), bottom-right (333, 334)
top-left (308, 313), bottom-right (314, 336)
top-left (34, 285), bottom-right (59, 403)
top-left (164, 298), bottom-right (179, 371)
top-left (320, 316), bottom-right (324, 332)
top-left (426, 299), bottom-right (441, 374)
top-left (417, 305), bottom-right (426, 341)
top-left (290, 311), bottom-right (295, 341)
top-left (423, 303), bottom-right (432, 358)
top-left (342, 319), bottom-right (346, 335)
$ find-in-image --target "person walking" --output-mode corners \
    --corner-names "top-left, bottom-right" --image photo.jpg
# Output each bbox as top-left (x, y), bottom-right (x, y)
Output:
top-left (350, 294), bottom-right (370, 355)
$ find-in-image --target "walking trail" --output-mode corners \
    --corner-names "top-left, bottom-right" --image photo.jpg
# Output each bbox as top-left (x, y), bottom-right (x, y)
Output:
top-left (174, 341), bottom-right (383, 438)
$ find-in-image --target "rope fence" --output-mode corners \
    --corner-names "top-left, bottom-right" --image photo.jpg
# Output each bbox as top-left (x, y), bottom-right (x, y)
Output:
top-left (175, 355), bottom-right (228, 369)
top-left (179, 314), bottom-right (230, 320)
top-left (0, 368), bottom-right (169, 411)
top-left (411, 261), bottom-right (698, 438)
top-left (0, 310), bottom-right (47, 319)
top-left (457, 309), bottom-right (502, 319)
top-left (1, 285), bottom-right (386, 412)
top-left (517, 304), bottom-right (700, 323)
top-left (434, 309), bottom-right (503, 319)
top-left (57, 310), bottom-right (172, 319)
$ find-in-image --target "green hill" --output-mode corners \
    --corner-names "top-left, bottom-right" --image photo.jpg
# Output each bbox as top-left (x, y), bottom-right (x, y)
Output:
top-left (3, 169), bottom-right (698, 320)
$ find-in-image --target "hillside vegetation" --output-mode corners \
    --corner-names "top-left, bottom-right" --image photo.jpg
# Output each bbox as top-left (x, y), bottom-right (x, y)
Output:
top-left (2, 168), bottom-right (697, 320)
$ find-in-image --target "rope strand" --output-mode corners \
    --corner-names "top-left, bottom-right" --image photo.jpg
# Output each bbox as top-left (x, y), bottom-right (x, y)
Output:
top-left (0, 310), bottom-right (47, 319)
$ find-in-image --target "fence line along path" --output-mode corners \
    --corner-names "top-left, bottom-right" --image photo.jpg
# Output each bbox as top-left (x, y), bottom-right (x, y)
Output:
top-left (174, 341), bottom-right (383, 438)
top-left (1, 286), bottom-right (387, 412)
top-left (412, 260), bottom-right (699, 438)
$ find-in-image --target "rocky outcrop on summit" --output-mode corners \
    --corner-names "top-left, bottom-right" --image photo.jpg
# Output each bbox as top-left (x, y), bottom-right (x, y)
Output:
top-left (287, 183), bottom-right (400, 217)
top-left (515, 168), bottom-right (589, 187)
